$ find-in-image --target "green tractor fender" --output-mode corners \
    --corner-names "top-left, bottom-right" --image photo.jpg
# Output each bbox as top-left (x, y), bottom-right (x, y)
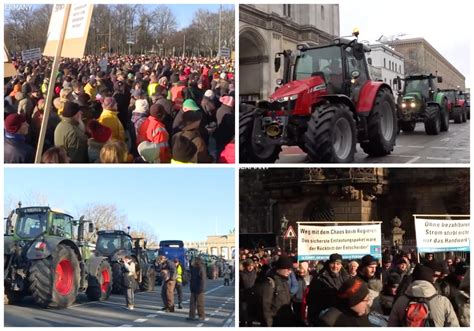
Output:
top-left (426, 101), bottom-right (441, 110)
top-left (434, 92), bottom-right (446, 106)
top-left (26, 238), bottom-right (82, 261)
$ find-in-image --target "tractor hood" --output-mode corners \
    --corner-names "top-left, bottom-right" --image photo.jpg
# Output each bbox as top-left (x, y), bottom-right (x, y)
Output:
top-left (269, 76), bottom-right (326, 102)
top-left (402, 92), bottom-right (422, 101)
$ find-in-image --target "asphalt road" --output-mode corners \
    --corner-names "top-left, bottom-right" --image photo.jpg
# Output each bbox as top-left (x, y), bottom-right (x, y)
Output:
top-left (276, 120), bottom-right (470, 164)
top-left (4, 279), bottom-right (235, 327)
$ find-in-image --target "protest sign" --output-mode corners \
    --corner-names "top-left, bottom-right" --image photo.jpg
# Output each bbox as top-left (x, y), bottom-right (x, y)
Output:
top-left (21, 48), bottom-right (42, 62)
top-left (414, 217), bottom-right (470, 253)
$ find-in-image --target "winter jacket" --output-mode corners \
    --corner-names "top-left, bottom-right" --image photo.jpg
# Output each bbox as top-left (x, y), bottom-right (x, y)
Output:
top-left (218, 141), bottom-right (235, 163)
top-left (98, 109), bottom-right (125, 142)
top-left (138, 116), bottom-right (171, 163)
top-left (4, 133), bottom-right (34, 163)
top-left (240, 269), bottom-right (257, 291)
top-left (454, 269), bottom-right (470, 327)
top-left (54, 117), bottom-right (88, 163)
top-left (388, 280), bottom-right (460, 327)
top-left (288, 271), bottom-right (299, 296)
top-left (172, 127), bottom-right (212, 163)
top-left (215, 104), bottom-right (234, 153)
top-left (319, 306), bottom-right (372, 327)
top-left (261, 273), bottom-right (295, 327)
top-left (88, 139), bottom-right (106, 163)
top-left (190, 263), bottom-right (206, 294)
top-left (307, 267), bottom-right (350, 325)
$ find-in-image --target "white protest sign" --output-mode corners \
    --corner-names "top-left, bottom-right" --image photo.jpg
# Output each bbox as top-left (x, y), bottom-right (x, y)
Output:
top-left (43, 4), bottom-right (93, 58)
top-left (297, 223), bottom-right (382, 261)
top-left (21, 48), bottom-right (42, 62)
top-left (219, 47), bottom-right (230, 58)
top-left (414, 218), bottom-right (470, 253)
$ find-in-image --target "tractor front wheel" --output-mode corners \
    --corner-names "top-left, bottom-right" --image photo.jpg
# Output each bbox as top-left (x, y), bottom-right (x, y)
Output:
top-left (424, 105), bottom-right (441, 135)
top-left (440, 99), bottom-right (450, 132)
top-left (360, 88), bottom-right (397, 156)
top-left (111, 262), bottom-right (124, 294)
top-left (461, 106), bottom-right (467, 123)
top-left (29, 244), bottom-right (80, 308)
top-left (399, 121), bottom-right (416, 133)
top-left (304, 102), bottom-right (356, 163)
top-left (452, 107), bottom-right (462, 123)
top-left (140, 265), bottom-right (156, 292)
top-left (86, 259), bottom-right (112, 301)
top-left (239, 103), bottom-right (281, 163)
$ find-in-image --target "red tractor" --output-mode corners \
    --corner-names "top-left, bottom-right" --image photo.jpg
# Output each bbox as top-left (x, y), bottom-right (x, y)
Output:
top-left (240, 30), bottom-right (397, 163)
top-left (440, 89), bottom-right (467, 123)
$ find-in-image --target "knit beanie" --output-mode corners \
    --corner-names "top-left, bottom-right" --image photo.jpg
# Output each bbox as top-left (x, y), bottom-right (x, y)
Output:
top-left (337, 277), bottom-right (369, 308)
top-left (172, 135), bottom-right (197, 163)
top-left (61, 101), bottom-right (80, 118)
top-left (413, 264), bottom-right (434, 283)
top-left (4, 113), bottom-right (26, 134)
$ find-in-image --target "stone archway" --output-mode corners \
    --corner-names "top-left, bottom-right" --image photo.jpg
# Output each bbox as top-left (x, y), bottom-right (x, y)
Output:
top-left (239, 28), bottom-right (268, 101)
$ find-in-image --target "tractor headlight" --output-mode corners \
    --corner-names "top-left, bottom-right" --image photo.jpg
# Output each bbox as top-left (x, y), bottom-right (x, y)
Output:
top-left (410, 102), bottom-right (416, 108)
top-left (401, 102), bottom-right (407, 109)
top-left (277, 94), bottom-right (298, 102)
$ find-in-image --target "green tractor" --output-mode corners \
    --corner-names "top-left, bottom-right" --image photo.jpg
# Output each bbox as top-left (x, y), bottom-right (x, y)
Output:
top-left (95, 230), bottom-right (156, 294)
top-left (4, 204), bottom-right (112, 308)
top-left (396, 74), bottom-right (449, 135)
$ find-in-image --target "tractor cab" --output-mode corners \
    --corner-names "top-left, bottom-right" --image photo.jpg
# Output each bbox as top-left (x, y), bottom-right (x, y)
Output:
top-left (400, 74), bottom-right (441, 106)
top-left (96, 230), bottom-right (133, 257)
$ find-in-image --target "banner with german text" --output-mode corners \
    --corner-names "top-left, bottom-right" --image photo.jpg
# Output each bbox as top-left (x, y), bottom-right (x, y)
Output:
top-left (414, 218), bottom-right (470, 252)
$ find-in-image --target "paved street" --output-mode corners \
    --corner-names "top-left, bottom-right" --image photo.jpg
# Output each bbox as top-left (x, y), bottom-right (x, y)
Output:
top-left (277, 120), bottom-right (469, 163)
top-left (4, 279), bottom-right (235, 327)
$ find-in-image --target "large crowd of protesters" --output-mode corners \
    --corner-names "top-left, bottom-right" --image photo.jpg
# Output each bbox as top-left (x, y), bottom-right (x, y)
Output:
top-left (239, 247), bottom-right (470, 327)
top-left (4, 54), bottom-right (235, 163)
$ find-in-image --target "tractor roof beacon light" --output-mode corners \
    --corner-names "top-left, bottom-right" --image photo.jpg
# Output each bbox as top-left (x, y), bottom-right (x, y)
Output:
top-left (352, 27), bottom-right (360, 39)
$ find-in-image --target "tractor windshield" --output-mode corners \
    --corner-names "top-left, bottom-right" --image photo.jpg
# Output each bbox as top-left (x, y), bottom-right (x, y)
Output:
top-left (295, 46), bottom-right (342, 82)
top-left (405, 79), bottom-right (430, 98)
top-left (96, 234), bottom-right (132, 255)
top-left (15, 212), bottom-right (48, 238)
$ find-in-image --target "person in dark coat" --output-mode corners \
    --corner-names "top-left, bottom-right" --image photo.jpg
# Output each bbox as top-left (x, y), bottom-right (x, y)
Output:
top-left (239, 259), bottom-right (257, 326)
top-left (307, 253), bottom-right (350, 325)
top-left (4, 113), bottom-right (34, 163)
top-left (186, 256), bottom-right (207, 322)
top-left (259, 256), bottom-right (298, 327)
top-left (214, 95), bottom-right (234, 155)
top-left (319, 277), bottom-right (372, 327)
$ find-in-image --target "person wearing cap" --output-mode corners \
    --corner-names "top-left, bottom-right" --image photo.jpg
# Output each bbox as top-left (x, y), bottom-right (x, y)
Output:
top-left (172, 100), bottom-right (212, 163)
top-left (15, 91), bottom-right (34, 119)
top-left (388, 264), bottom-right (459, 327)
top-left (98, 97), bottom-right (126, 143)
top-left (158, 255), bottom-right (177, 312)
top-left (4, 113), bottom-right (34, 163)
top-left (136, 141), bottom-right (160, 163)
top-left (186, 256), bottom-right (207, 322)
top-left (138, 103), bottom-right (171, 163)
top-left (307, 253), bottom-right (350, 325)
top-left (239, 259), bottom-right (257, 326)
top-left (171, 135), bottom-right (197, 164)
top-left (260, 255), bottom-right (296, 327)
top-left (86, 119), bottom-right (112, 163)
top-left (381, 254), bottom-right (393, 284)
top-left (357, 254), bottom-right (382, 311)
top-left (84, 76), bottom-right (97, 101)
top-left (174, 258), bottom-right (184, 309)
top-left (319, 277), bottom-right (371, 326)
top-left (54, 101), bottom-right (89, 163)
top-left (372, 272), bottom-right (401, 316)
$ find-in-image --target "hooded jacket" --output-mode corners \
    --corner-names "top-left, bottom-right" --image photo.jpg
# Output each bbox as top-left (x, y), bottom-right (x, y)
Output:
top-left (388, 280), bottom-right (460, 327)
top-left (98, 109), bottom-right (125, 142)
top-left (54, 117), bottom-right (88, 163)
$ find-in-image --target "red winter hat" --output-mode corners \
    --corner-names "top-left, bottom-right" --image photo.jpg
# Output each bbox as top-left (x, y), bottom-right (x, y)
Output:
top-left (87, 119), bottom-right (112, 143)
top-left (4, 113), bottom-right (26, 134)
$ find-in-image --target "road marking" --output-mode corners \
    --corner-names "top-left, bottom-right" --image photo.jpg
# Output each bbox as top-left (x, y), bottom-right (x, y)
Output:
top-left (210, 313), bottom-right (215, 317)
top-left (146, 314), bottom-right (157, 318)
top-left (214, 310), bottom-right (219, 313)
top-left (223, 311), bottom-right (236, 327)
top-left (440, 138), bottom-right (450, 142)
top-left (431, 146), bottom-right (468, 151)
top-left (405, 145), bottom-right (425, 148)
top-left (205, 318), bottom-right (210, 321)
top-left (197, 323), bottom-right (204, 327)
top-left (119, 325), bottom-right (133, 327)
top-left (459, 159), bottom-right (470, 162)
top-left (426, 157), bottom-right (451, 161)
top-left (204, 285), bottom-right (225, 295)
top-left (407, 156), bottom-right (421, 163)
top-left (134, 319), bottom-right (147, 323)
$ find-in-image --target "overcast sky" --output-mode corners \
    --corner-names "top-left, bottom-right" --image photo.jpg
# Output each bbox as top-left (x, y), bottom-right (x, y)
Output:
top-left (339, 0), bottom-right (471, 88)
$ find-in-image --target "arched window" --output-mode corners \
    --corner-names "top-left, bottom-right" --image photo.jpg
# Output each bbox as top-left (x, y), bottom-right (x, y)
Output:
top-left (367, 57), bottom-right (372, 65)
top-left (384, 58), bottom-right (386, 68)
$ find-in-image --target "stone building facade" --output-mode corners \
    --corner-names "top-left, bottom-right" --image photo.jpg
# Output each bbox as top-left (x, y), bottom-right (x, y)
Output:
top-left (185, 232), bottom-right (235, 260)
top-left (388, 38), bottom-right (465, 90)
top-left (367, 43), bottom-right (405, 93)
top-left (239, 168), bottom-right (469, 251)
top-left (240, 4), bottom-right (340, 101)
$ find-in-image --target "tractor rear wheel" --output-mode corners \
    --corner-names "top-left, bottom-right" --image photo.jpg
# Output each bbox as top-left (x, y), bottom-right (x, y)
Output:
top-left (239, 103), bottom-right (281, 163)
top-left (111, 261), bottom-right (124, 294)
top-left (424, 105), bottom-right (441, 135)
top-left (304, 102), bottom-right (356, 163)
top-left (360, 88), bottom-right (397, 156)
top-left (140, 265), bottom-right (156, 292)
top-left (86, 259), bottom-right (112, 301)
top-left (453, 107), bottom-right (462, 123)
top-left (440, 99), bottom-right (450, 132)
top-left (29, 244), bottom-right (80, 308)
top-left (399, 121), bottom-right (416, 133)
top-left (461, 106), bottom-right (467, 122)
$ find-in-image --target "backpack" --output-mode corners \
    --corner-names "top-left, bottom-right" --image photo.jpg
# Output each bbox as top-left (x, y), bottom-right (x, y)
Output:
top-left (404, 294), bottom-right (437, 327)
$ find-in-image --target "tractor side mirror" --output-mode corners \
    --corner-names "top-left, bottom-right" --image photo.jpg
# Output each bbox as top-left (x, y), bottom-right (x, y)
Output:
top-left (276, 78), bottom-right (283, 86)
top-left (274, 56), bottom-right (281, 73)
top-left (353, 43), bottom-right (365, 61)
top-left (88, 223), bottom-right (94, 233)
top-left (437, 76), bottom-right (443, 83)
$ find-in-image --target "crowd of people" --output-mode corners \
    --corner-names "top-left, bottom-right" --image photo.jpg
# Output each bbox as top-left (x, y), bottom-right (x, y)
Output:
top-left (4, 54), bottom-right (235, 163)
top-left (239, 247), bottom-right (470, 327)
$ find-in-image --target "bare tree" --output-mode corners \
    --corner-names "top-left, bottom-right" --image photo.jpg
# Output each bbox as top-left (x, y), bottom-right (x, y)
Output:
top-left (76, 203), bottom-right (127, 241)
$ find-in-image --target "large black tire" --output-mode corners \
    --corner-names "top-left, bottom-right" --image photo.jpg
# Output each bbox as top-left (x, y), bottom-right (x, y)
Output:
top-left (29, 244), bottom-right (80, 308)
top-left (440, 99), bottom-right (450, 132)
top-left (86, 259), bottom-right (112, 301)
top-left (399, 121), bottom-right (416, 133)
top-left (303, 103), bottom-right (356, 163)
top-left (424, 105), bottom-right (441, 135)
top-left (461, 106), bottom-right (467, 123)
top-left (239, 103), bottom-right (281, 163)
top-left (360, 88), bottom-right (397, 156)
top-left (140, 265), bottom-right (156, 292)
top-left (467, 107), bottom-right (470, 120)
top-left (4, 289), bottom-right (22, 305)
top-left (452, 107), bottom-right (462, 123)
top-left (111, 261), bottom-right (124, 294)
